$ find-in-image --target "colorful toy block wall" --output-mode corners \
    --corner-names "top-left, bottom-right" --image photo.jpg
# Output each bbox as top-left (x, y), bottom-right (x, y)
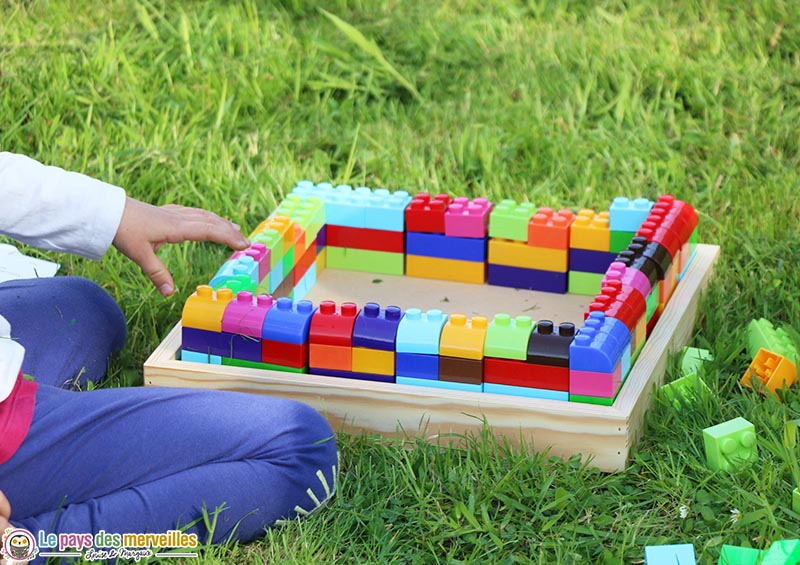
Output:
top-left (181, 182), bottom-right (699, 405)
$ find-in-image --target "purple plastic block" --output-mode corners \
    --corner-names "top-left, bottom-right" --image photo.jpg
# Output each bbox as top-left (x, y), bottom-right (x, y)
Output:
top-left (351, 303), bottom-right (404, 351)
top-left (568, 248), bottom-right (618, 274)
top-left (444, 197), bottom-right (493, 238)
top-left (569, 312), bottom-right (630, 373)
top-left (226, 332), bottom-right (263, 362)
top-left (231, 243), bottom-right (270, 283)
top-left (182, 327), bottom-right (228, 354)
top-left (310, 367), bottom-right (395, 383)
top-left (602, 261), bottom-right (651, 302)
top-left (395, 352), bottom-right (439, 380)
top-left (261, 297), bottom-right (316, 345)
top-left (221, 292), bottom-right (274, 337)
top-left (487, 264), bottom-right (567, 293)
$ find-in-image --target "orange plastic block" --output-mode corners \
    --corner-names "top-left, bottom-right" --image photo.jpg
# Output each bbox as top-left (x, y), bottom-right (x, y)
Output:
top-left (741, 348), bottom-right (798, 398)
top-left (293, 224), bottom-right (306, 264)
top-left (439, 314), bottom-right (489, 360)
top-left (488, 239), bottom-right (567, 272)
top-left (251, 215), bottom-right (294, 252)
top-left (309, 343), bottom-right (352, 371)
top-left (352, 347), bottom-right (394, 376)
top-left (527, 207), bottom-right (575, 250)
top-left (182, 285), bottom-right (234, 332)
top-left (405, 255), bottom-right (485, 284)
top-left (570, 209), bottom-right (610, 252)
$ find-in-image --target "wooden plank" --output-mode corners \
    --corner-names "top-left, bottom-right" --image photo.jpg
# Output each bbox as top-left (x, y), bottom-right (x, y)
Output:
top-left (144, 244), bottom-right (720, 472)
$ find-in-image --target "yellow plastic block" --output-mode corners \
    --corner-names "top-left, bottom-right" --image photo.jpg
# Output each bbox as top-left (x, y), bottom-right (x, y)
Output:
top-left (405, 255), bottom-right (485, 284)
top-left (570, 209), bottom-right (610, 252)
top-left (741, 348), bottom-right (798, 399)
top-left (317, 247), bottom-right (327, 272)
top-left (488, 239), bottom-right (567, 272)
top-left (440, 314), bottom-right (489, 360)
top-left (352, 347), bottom-right (394, 376)
top-left (182, 285), bottom-right (233, 332)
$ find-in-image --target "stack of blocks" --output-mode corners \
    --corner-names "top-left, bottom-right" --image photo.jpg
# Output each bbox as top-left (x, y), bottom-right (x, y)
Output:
top-left (741, 318), bottom-right (799, 398)
top-left (181, 182), bottom-right (700, 406)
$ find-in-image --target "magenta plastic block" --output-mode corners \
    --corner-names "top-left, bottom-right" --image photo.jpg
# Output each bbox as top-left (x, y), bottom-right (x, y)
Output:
top-left (221, 292), bottom-right (274, 337)
top-left (261, 297), bottom-right (316, 345)
top-left (602, 261), bottom-right (651, 301)
top-left (231, 243), bottom-right (270, 283)
top-left (569, 364), bottom-right (623, 397)
top-left (568, 248), bottom-right (618, 274)
top-left (351, 303), bottom-right (404, 351)
top-left (444, 197), bottom-right (493, 238)
top-left (309, 367), bottom-right (395, 384)
top-left (487, 264), bottom-right (567, 293)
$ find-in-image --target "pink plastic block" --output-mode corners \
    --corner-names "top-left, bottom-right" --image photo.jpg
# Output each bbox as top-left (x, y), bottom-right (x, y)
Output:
top-left (569, 362), bottom-right (622, 397)
top-left (444, 197), bottom-right (493, 238)
top-left (231, 243), bottom-right (271, 283)
top-left (603, 261), bottom-right (651, 302)
top-left (221, 292), bottom-right (274, 337)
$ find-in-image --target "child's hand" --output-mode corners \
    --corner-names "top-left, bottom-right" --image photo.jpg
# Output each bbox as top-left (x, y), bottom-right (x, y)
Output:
top-left (113, 197), bottom-right (250, 296)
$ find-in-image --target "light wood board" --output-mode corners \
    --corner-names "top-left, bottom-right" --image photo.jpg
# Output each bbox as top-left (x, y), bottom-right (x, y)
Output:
top-left (144, 244), bottom-right (720, 472)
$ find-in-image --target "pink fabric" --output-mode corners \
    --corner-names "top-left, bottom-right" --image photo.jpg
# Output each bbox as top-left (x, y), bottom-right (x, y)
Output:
top-left (0, 371), bottom-right (38, 465)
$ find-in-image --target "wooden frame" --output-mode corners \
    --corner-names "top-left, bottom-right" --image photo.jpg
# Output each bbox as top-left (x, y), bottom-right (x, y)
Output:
top-left (144, 244), bottom-right (719, 472)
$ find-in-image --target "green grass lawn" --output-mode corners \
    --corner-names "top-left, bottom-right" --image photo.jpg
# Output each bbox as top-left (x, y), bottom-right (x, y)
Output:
top-left (2, 1), bottom-right (800, 563)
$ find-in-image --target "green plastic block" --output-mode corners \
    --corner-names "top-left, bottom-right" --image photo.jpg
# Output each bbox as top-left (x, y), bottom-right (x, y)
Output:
top-left (702, 417), bottom-right (758, 472)
top-left (680, 347), bottom-right (714, 377)
top-left (256, 273), bottom-right (271, 295)
top-left (221, 357), bottom-right (307, 373)
top-left (761, 539), bottom-right (800, 564)
top-left (793, 488), bottom-right (800, 514)
top-left (488, 199), bottom-right (537, 241)
top-left (646, 287), bottom-right (659, 321)
top-left (748, 318), bottom-right (798, 365)
top-left (717, 545), bottom-right (762, 565)
top-left (484, 314), bottom-right (535, 360)
top-left (569, 393), bottom-right (615, 406)
top-left (326, 246), bottom-right (404, 275)
top-left (660, 373), bottom-right (711, 407)
top-left (272, 194), bottom-right (326, 242)
top-left (282, 247), bottom-right (295, 279)
top-left (568, 271), bottom-right (604, 295)
top-left (609, 230), bottom-right (636, 253)
top-left (214, 274), bottom-right (256, 295)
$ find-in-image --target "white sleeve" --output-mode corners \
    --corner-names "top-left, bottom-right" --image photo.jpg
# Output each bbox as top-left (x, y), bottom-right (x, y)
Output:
top-left (0, 152), bottom-right (127, 260)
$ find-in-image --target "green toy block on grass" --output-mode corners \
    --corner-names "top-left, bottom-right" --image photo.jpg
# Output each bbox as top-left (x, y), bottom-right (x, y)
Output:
top-left (488, 199), bottom-right (537, 241)
top-left (610, 230), bottom-right (636, 253)
top-left (326, 246), bottom-right (404, 275)
top-left (717, 545), bottom-right (762, 565)
top-left (660, 373), bottom-right (711, 407)
top-left (793, 488), bottom-right (800, 514)
top-left (702, 417), bottom-right (758, 472)
top-left (680, 346), bottom-right (714, 377)
top-left (568, 271), bottom-right (604, 295)
top-left (760, 539), bottom-right (800, 564)
top-left (484, 314), bottom-right (535, 360)
top-left (748, 318), bottom-right (798, 365)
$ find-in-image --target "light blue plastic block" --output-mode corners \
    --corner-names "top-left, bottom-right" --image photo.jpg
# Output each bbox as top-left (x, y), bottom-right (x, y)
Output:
top-left (397, 376), bottom-right (482, 393)
top-left (483, 382), bottom-right (569, 401)
top-left (364, 188), bottom-right (412, 232)
top-left (293, 263), bottom-right (317, 302)
top-left (268, 261), bottom-right (284, 294)
top-left (609, 197), bottom-right (653, 232)
top-left (621, 342), bottom-right (632, 380)
top-left (395, 308), bottom-right (449, 354)
top-left (324, 185), bottom-right (373, 228)
top-left (209, 255), bottom-right (259, 288)
top-left (644, 543), bottom-right (696, 565)
top-left (181, 350), bottom-right (209, 363)
top-left (209, 354), bottom-right (222, 365)
top-left (291, 181), bottom-right (336, 204)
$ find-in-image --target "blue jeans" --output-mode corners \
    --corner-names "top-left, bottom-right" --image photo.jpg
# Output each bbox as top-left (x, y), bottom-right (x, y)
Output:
top-left (0, 277), bottom-right (337, 555)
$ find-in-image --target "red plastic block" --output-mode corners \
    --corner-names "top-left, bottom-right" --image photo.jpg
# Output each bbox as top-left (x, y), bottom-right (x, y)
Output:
top-left (444, 197), bottom-right (492, 238)
top-left (293, 239), bottom-right (317, 285)
top-left (221, 292), bottom-right (274, 337)
top-left (230, 243), bottom-right (270, 284)
top-left (309, 301), bottom-right (359, 347)
top-left (527, 207), bottom-right (575, 250)
top-left (405, 193), bottom-right (451, 233)
top-left (262, 339), bottom-right (308, 368)
top-left (309, 343), bottom-right (352, 371)
top-left (326, 225), bottom-right (404, 253)
top-left (483, 358), bottom-right (569, 390)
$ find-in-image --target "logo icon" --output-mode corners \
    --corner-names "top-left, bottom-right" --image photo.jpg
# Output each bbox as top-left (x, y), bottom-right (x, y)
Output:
top-left (1, 528), bottom-right (38, 562)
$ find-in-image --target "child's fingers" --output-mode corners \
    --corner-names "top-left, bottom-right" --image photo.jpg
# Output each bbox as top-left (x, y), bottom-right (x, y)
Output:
top-left (171, 212), bottom-right (250, 250)
top-left (134, 245), bottom-right (175, 297)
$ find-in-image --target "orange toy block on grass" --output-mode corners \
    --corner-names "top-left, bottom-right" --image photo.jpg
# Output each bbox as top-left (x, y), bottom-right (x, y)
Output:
top-left (741, 348), bottom-right (798, 399)
top-left (569, 209), bottom-right (610, 252)
top-left (182, 286), bottom-right (234, 332)
top-left (439, 314), bottom-right (489, 360)
top-left (527, 207), bottom-right (575, 250)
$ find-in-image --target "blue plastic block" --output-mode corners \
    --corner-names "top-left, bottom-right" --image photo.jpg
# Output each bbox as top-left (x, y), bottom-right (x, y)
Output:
top-left (261, 297), bottom-right (316, 345)
top-left (181, 349), bottom-right (209, 363)
top-left (644, 544), bottom-right (696, 565)
top-left (182, 327), bottom-right (227, 354)
top-left (396, 376), bottom-right (482, 393)
top-left (310, 367), bottom-right (394, 384)
top-left (323, 185), bottom-right (373, 228)
top-left (317, 224), bottom-right (327, 249)
top-left (209, 255), bottom-right (259, 288)
top-left (268, 261), bottom-right (284, 294)
top-left (568, 249), bottom-right (619, 274)
top-left (569, 311), bottom-right (631, 373)
top-left (483, 382), bottom-right (569, 401)
top-left (395, 352), bottom-right (439, 380)
top-left (395, 308), bottom-right (449, 354)
top-left (405, 232), bottom-right (487, 262)
top-left (487, 264), bottom-right (568, 293)
top-left (352, 303), bottom-right (404, 351)
top-left (609, 197), bottom-right (653, 232)
top-left (209, 354), bottom-right (222, 365)
top-left (224, 332), bottom-right (263, 362)
top-left (364, 189), bottom-right (412, 232)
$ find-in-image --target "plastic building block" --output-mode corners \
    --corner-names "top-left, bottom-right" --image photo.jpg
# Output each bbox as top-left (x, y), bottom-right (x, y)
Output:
top-left (527, 321), bottom-right (575, 367)
top-left (741, 348), bottom-right (798, 398)
top-left (680, 347), bottom-right (713, 377)
top-left (760, 539), bottom-right (800, 564)
top-left (230, 242), bottom-right (271, 283)
top-left (717, 545), bottom-right (762, 565)
top-left (489, 238), bottom-right (567, 272)
top-left (221, 356), bottom-right (303, 373)
top-left (568, 248), bottom-right (619, 274)
top-left (406, 255), bottom-right (486, 284)
top-left (223, 332), bottom-right (262, 362)
top-left (609, 230), bottom-right (636, 254)
top-left (282, 247), bottom-right (295, 280)
top-left (395, 308), bottom-right (448, 354)
top-left (569, 366), bottom-right (622, 398)
top-left (439, 314), bottom-right (489, 360)
top-left (327, 225), bottom-right (405, 253)
top-left (317, 224), bottom-right (327, 248)
top-left (570, 209), bottom-right (610, 252)
top-left (309, 301), bottom-right (359, 346)
top-left (609, 196), bottom-right (653, 232)
top-left (261, 339), bottom-right (308, 369)
top-left (569, 312), bottom-right (630, 373)
top-left (405, 193), bottom-right (451, 233)
top-left (181, 349), bottom-right (209, 363)
top-left (794, 488), bottom-right (800, 514)
top-left (352, 347), bottom-right (395, 376)
top-left (326, 247), bottom-right (405, 275)
top-left (182, 326), bottom-right (227, 355)
top-left (322, 185), bottom-right (372, 228)
top-left (569, 393), bottom-right (614, 406)
top-left (487, 264), bottom-right (567, 293)
top-left (748, 318), bottom-right (798, 365)
top-left (660, 373), bottom-right (711, 407)
top-left (483, 382), bottom-right (568, 401)
top-left (215, 274), bottom-right (257, 295)
top-left (406, 232), bottom-right (487, 262)
top-left (444, 197), bottom-right (492, 238)
top-left (293, 242), bottom-right (317, 285)
top-left (182, 286), bottom-right (234, 332)
top-left (483, 357), bottom-right (568, 390)
top-left (272, 270), bottom-right (294, 298)
top-left (309, 343), bottom-right (352, 371)
top-left (351, 303), bottom-right (404, 351)
top-left (261, 297), bottom-right (316, 345)
top-left (630, 235), bottom-right (672, 280)
top-left (643, 543), bottom-right (696, 565)
top-left (702, 417), bottom-right (758, 472)
top-left (527, 207), bottom-right (575, 250)
top-left (568, 271), bottom-right (604, 295)
top-left (489, 200), bottom-right (537, 241)
top-left (395, 352), bottom-right (439, 380)
top-left (484, 314), bottom-right (535, 360)
top-left (603, 261), bottom-right (652, 303)
top-left (221, 292), bottom-right (274, 337)
top-left (310, 367), bottom-right (394, 384)
top-left (396, 375), bottom-right (482, 393)
top-left (316, 246), bottom-right (327, 271)
top-left (364, 188), bottom-right (412, 232)
top-left (251, 215), bottom-right (294, 253)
